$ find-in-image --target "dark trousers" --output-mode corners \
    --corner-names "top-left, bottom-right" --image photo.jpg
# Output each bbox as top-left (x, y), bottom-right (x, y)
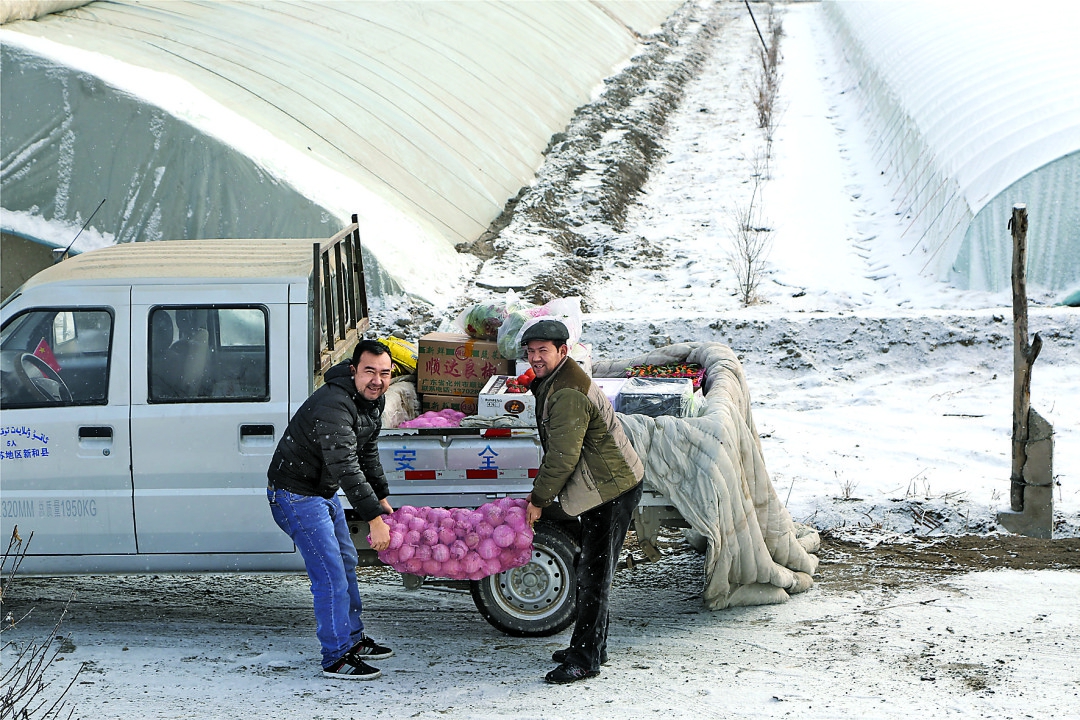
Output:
top-left (564, 482), bottom-right (643, 672)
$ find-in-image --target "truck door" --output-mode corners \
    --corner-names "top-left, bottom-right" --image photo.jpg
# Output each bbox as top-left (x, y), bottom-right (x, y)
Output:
top-left (129, 286), bottom-right (292, 554)
top-left (0, 287), bottom-right (135, 554)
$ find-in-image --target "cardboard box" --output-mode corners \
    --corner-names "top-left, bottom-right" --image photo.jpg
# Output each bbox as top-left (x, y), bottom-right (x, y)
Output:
top-left (478, 375), bottom-right (537, 424)
top-left (420, 393), bottom-right (478, 415)
top-left (417, 332), bottom-right (510, 396)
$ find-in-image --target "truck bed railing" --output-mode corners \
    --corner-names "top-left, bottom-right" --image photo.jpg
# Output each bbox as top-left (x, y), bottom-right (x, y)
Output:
top-left (313, 214), bottom-right (370, 382)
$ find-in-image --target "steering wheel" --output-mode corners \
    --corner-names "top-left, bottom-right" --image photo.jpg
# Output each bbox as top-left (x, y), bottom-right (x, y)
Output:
top-left (16, 353), bottom-right (73, 404)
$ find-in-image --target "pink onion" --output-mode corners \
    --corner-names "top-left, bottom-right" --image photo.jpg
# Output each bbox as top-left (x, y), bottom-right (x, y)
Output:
top-left (398, 505), bottom-right (417, 516)
top-left (414, 544), bottom-right (432, 561)
top-left (513, 527), bottom-right (534, 549)
top-left (403, 558), bottom-right (423, 575)
top-left (397, 544), bottom-right (415, 562)
top-left (468, 511), bottom-right (484, 527)
top-left (421, 528), bottom-right (439, 546)
top-left (476, 522), bottom-right (494, 539)
top-left (462, 552), bottom-right (482, 574)
top-left (379, 549), bottom-right (398, 566)
top-left (432, 544), bottom-right (450, 563)
top-left (423, 559), bottom-right (442, 576)
top-left (439, 517), bottom-right (456, 530)
top-left (483, 504), bottom-right (505, 526)
top-left (492, 524), bottom-right (515, 548)
top-left (438, 527), bottom-right (456, 546)
top-left (464, 532), bottom-right (480, 549)
top-left (408, 516), bottom-right (426, 533)
top-left (477, 538), bottom-right (499, 560)
top-left (504, 513), bottom-right (526, 532)
top-left (450, 540), bottom-right (468, 559)
top-left (483, 558), bottom-right (503, 576)
top-left (405, 529), bottom-right (421, 546)
top-left (388, 531), bottom-right (404, 550)
top-left (443, 558), bottom-right (462, 578)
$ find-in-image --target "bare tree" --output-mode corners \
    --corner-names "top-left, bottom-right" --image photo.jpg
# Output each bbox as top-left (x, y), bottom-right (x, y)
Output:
top-left (728, 197), bottom-right (772, 307)
top-left (1, 527), bottom-right (81, 720)
top-left (752, 4), bottom-right (784, 151)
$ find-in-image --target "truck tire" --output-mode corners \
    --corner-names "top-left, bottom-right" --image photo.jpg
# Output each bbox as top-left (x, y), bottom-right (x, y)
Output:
top-left (470, 522), bottom-right (578, 637)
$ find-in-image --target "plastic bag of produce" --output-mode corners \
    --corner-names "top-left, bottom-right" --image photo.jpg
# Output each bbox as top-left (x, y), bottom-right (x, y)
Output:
top-left (496, 294), bottom-right (582, 359)
top-left (454, 302), bottom-right (509, 340)
top-left (371, 498), bottom-right (535, 580)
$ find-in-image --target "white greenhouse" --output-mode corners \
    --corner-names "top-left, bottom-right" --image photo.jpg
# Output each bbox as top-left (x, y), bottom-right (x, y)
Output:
top-left (823, 0), bottom-right (1080, 294)
top-left (0, 0), bottom-right (678, 301)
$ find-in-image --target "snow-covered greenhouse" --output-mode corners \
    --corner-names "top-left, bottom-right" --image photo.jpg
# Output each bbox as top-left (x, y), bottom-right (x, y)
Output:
top-left (2, 1), bottom-right (1077, 301)
top-left (823, 0), bottom-right (1080, 295)
top-left (0, 0), bottom-right (678, 300)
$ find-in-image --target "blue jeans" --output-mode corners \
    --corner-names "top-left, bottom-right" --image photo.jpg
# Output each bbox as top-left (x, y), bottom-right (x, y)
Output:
top-left (268, 489), bottom-right (364, 668)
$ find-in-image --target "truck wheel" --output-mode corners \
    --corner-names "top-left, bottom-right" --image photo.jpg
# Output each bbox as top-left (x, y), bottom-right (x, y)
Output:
top-left (470, 522), bottom-right (578, 637)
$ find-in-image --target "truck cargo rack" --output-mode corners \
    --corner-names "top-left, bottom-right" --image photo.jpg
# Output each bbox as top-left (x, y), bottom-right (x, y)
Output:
top-left (313, 213), bottom-right (370, 381)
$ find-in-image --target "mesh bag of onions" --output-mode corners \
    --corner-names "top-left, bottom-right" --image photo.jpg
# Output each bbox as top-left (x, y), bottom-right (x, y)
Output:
top-left (370, 497), bottom-right (534, 580)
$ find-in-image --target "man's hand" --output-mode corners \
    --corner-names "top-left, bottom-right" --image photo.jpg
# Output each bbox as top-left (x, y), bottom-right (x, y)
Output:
top-left (368, 515), bottom-right (391, 551)
top-left (526, 497), bottom-right (543, 527)
top-left (380, 497), bottom-right (394, 515)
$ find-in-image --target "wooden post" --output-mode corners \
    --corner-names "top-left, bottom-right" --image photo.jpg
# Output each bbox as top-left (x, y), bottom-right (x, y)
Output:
top-left (1009, 204), bottom-right (1042, 511)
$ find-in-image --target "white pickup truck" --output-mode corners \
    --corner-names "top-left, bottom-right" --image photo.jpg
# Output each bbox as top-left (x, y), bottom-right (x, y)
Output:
top-left (0, 221), bottom-right (686, 636)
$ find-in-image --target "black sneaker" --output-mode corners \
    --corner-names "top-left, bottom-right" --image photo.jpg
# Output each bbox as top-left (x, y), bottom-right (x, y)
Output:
top-left (552, 648), bottom-right (608, 665)
top-left (545, 662), bottom-right (599, 684)
top-left (322, 655), bottom-right (381, 680)
top-left (348, 635), bottom-right (393, 660)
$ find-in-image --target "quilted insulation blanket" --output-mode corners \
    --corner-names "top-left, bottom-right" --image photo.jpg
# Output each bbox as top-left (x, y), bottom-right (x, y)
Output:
top-left (593, 342), bottom-right (820, 610)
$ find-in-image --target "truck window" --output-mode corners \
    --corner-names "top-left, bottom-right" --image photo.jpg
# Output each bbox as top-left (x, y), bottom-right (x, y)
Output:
top-left (148, 306), bottom-right (269, 403)
top-left (0, 308), bottom-right (113, 409)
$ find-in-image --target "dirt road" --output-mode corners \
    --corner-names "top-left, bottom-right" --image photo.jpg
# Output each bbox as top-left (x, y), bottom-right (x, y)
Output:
top-left (4, 532), bottom-right (1078, 720)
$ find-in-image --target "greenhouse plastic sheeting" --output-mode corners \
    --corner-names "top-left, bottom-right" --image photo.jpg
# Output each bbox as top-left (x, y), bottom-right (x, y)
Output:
top-left (0, 0), bottom-right (678, 303)
top-left (823, 1), bottom-right (1080, 293)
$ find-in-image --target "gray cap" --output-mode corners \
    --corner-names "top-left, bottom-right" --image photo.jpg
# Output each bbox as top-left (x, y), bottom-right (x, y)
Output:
top-left (520, 319), bottom-right (569, 346)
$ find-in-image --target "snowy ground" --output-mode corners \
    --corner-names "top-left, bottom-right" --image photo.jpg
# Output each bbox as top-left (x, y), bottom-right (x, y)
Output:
top-left (4, 2), bottom-right (1079, 718)
top-left (4, 535), bottom-right (1079, 720)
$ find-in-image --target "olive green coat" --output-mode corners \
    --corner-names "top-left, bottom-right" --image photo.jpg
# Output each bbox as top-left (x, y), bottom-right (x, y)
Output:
top-left (530, 357), bottom-right (643, 516)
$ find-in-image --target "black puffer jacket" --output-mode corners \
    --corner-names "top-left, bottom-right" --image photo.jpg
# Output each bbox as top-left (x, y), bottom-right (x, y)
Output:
top-left (267, 360), bottom-right (389, 521)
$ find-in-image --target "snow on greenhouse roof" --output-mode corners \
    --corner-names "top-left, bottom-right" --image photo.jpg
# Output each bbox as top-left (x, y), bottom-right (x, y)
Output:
top-left (0, 0), bottom-right (678, 304)
top-left (823, 0), bottom-right (1080, 292)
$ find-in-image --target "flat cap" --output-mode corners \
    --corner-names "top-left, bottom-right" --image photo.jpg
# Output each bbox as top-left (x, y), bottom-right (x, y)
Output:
top-left (520, 319), bottom-right (570, 346)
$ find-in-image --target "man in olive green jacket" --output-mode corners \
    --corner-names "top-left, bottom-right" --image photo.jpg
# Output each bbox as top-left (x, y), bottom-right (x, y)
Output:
top-left (524, 319), bottom-right (644, 684)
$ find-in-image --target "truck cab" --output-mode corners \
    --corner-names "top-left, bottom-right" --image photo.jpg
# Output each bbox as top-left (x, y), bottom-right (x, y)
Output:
top-left (1, 227), bottom-right (368, 574)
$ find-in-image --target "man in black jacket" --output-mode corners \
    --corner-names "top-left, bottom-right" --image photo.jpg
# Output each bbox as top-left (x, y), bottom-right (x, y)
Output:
top-left (267, 340), bottom-right (395, 680)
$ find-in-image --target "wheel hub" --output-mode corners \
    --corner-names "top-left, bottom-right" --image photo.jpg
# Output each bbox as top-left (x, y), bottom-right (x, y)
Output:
top-left (497, 549), bottom-right (567, 615)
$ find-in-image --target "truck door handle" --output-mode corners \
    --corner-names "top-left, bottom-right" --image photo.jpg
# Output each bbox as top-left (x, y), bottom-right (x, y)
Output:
top-left (79, 426), bottom-right (113, 439)
top-left (240, 424), bottom-right (275, 437)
